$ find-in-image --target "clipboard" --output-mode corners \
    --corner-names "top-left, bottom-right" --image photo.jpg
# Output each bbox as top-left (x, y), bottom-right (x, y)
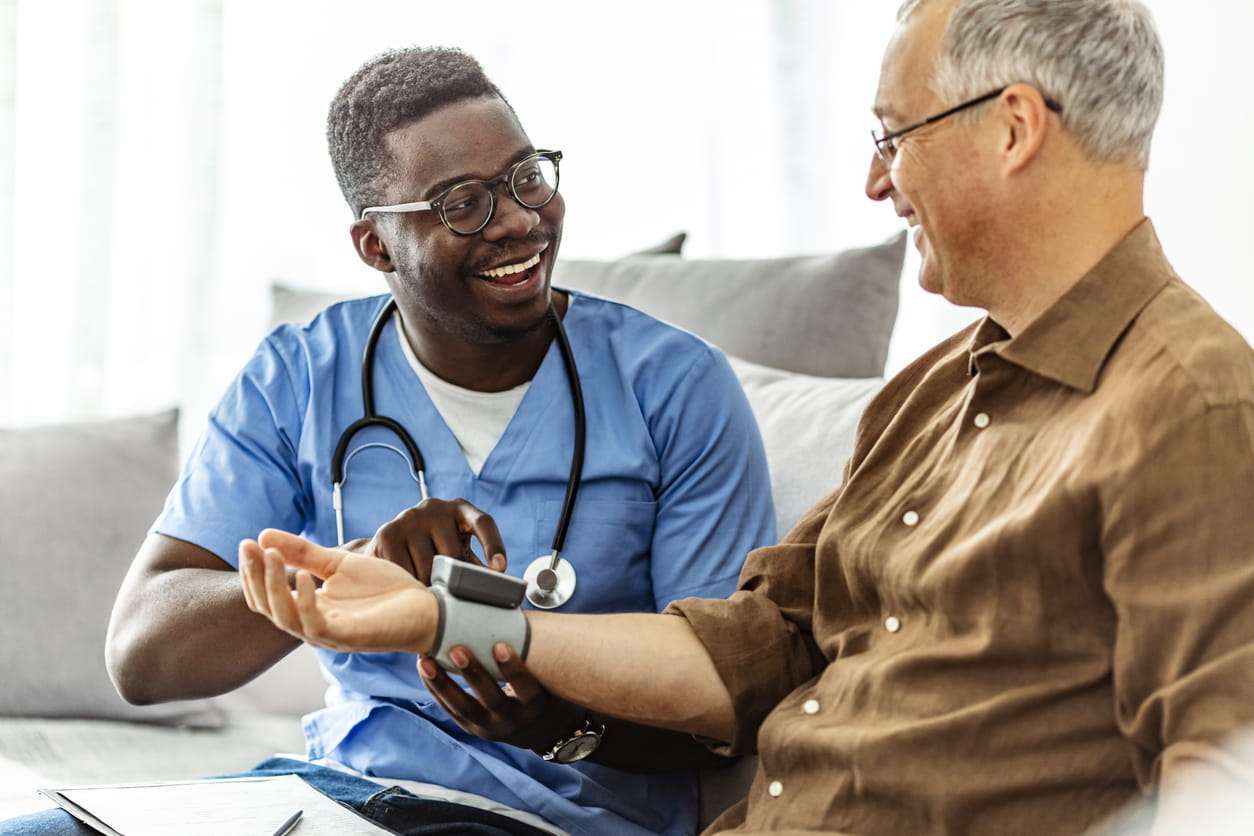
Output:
top-left (39, 773), bottom-right (396, 835)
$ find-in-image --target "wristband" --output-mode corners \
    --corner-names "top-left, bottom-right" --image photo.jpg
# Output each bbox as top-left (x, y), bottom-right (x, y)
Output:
top-left (428, 584), bottom-right (530, 681)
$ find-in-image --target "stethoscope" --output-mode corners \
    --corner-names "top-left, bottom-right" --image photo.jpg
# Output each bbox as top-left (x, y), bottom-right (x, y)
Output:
top-left (331, 296), bottom-right (586, 609)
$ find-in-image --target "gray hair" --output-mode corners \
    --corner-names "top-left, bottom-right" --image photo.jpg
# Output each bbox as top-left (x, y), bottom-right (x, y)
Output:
top-left (897, 0), bottom-right (1163, 168)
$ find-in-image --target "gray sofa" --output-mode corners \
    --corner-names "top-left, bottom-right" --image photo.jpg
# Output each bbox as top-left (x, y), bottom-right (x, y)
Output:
top-left (0, 232), bottom-right (905, 827)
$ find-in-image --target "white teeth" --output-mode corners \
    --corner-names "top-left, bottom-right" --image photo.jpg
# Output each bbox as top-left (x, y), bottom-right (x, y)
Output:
top-left (480, 253), bottom-right (540, 279)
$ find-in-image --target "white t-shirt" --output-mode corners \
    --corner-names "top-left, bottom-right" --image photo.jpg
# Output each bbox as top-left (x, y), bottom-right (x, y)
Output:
top-left (394, 311), bottom-right (532, 476)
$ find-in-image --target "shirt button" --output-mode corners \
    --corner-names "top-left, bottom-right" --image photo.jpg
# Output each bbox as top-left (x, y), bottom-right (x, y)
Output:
top-left (902, 510), bottom-right (920, 526)
top-left (973, 412), bottom-right (991, 428)
top-left (802, 699), bottom-right (820, 715)
top-left (768, 780), bottom-right (784, 797)
top-left (885, 616), bottom-right (902, 633)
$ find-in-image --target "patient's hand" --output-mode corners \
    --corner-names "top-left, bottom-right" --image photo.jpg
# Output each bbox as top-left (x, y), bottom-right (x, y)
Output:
top-left (343, 498), bottom-right (507, 584)
top-left (421, 643), bottom-right (583, 754)
top-left (239, 529), bottom-right (437, 655)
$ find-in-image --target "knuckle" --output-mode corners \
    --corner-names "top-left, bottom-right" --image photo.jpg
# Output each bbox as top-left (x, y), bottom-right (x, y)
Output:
top-left (412, 497), bottom-right (449, 514)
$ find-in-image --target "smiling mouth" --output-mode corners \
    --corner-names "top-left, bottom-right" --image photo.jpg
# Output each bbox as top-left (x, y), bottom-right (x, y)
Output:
top-left (476, 253), bottom-right (542, 284)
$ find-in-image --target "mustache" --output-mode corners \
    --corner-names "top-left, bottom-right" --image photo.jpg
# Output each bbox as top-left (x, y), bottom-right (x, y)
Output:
top-left (468, 230), bottom-right (553, 274)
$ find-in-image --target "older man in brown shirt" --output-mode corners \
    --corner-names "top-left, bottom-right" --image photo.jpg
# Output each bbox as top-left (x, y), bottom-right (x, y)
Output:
top-left (239, 0), bottom-right (1254, 834)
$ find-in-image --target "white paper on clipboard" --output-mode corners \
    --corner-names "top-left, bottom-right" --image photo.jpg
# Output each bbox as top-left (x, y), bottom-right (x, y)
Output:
top-left (39, 773), bottom-right (394, 835)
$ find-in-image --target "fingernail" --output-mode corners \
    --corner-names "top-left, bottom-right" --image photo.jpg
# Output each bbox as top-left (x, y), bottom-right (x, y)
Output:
top-left (418, 658), bottom-right (437, 678)
top-left (494, 643), bottom-right (510, 662)
top-left (491, 554), bottom-right (507, 571)
top-left (450, 647), bottom-right (469, 669)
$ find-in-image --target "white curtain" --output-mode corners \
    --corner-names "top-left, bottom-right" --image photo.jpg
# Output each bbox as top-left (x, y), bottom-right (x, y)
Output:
top-left (2, 0), bottom-right (1250, 432)
top-left (0, 0), bottom-right (223, 429)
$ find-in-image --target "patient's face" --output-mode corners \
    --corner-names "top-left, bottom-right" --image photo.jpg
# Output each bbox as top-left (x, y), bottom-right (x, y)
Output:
top-left (870, 0), bottom-right (999, 309)
top-left (375, 95), bottom-right (565, 350)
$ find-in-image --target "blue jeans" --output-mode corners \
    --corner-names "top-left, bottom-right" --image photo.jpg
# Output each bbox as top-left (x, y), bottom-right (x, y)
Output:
top-left (0, 757), bottom-right (555, 835)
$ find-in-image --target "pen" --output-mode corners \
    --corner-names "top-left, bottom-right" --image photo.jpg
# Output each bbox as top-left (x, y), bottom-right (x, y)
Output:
top-left (271, 808), bottom-right (302, 836)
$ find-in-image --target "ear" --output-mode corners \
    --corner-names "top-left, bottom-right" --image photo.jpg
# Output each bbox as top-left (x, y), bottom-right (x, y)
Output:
top-left (350, 219), bottom-right (395, 273)
top-left (999, 83), bottom-right (1053, 174)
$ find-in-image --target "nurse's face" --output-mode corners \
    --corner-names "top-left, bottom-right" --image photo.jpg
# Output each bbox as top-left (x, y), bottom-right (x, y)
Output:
top-left (365, 95), bottom-right (565, 346)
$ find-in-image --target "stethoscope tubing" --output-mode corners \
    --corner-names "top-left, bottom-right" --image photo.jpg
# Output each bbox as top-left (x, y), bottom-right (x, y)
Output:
top-left (331, 296), bottom-right (585, 581)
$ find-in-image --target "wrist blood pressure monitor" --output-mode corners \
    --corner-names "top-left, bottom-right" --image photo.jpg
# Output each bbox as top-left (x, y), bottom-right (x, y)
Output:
top-left (427, 555), bottom-right (530, 681)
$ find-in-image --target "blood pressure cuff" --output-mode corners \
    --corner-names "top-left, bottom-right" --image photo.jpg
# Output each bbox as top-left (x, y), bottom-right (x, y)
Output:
top-left (428, 585), bottom-right (531, 681)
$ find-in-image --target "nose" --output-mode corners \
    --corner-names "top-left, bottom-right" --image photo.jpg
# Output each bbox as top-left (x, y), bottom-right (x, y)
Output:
top-left (480, 191), bottom-right (541, 242)
top-left (865, 150), bottom-right (893, 203)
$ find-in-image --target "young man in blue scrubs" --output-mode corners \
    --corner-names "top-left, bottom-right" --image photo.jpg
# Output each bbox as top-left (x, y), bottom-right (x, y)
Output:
top-left (0, 49), bottom-right (774, 836)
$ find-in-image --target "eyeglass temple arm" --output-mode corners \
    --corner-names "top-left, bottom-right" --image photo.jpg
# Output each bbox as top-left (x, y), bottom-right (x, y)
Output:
top-left (358, 199), bottom-right (435, 222)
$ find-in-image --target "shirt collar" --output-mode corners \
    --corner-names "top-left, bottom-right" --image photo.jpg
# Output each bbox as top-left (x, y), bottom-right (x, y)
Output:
top-left (967, 219), bottom-right (1175, 392)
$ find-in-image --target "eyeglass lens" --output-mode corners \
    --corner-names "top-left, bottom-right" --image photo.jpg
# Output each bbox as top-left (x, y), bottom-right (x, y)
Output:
top-left (874, 135), bottom-right (896, 165)
top-left (441, 154), bottom-right (558, 234)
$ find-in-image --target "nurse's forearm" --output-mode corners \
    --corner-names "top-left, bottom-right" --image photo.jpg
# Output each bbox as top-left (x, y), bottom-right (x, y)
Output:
top-left (107, 534), bottom-right (300, 704)
top-left (523, 611), bottom-right (736, 743)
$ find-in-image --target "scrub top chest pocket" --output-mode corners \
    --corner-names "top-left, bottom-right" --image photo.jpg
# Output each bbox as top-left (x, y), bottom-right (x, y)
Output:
top-left (535, 498), bottom-right (656, 613)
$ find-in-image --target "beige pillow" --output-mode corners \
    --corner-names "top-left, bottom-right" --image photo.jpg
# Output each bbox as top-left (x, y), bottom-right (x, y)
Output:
top-left (728, 356), bottom-right (883, 536)
top-left (0, 410), bottom-right (223, 725)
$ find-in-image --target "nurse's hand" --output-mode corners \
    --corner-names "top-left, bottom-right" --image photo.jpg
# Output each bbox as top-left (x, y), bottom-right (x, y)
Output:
top-left (344, 498), bottom-right (507, 584)
top-left (239, 528), bottom-right (438, 655)
top-left (420, 643), bottom-right (582, 754)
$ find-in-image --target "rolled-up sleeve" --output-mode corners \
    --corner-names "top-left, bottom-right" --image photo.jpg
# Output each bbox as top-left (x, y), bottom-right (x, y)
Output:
top-left (665, 497), bottom-right (835, 754)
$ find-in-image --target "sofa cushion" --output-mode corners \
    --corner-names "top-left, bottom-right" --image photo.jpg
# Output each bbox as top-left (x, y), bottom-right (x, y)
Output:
top-left (728, 357), bottom-right (883, 536)
top-left (0, 409), bottom-right (223, 726)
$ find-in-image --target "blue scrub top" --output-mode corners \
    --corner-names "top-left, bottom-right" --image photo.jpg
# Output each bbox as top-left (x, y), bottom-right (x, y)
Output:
top-left (156, 289), bottom-right (776, 836)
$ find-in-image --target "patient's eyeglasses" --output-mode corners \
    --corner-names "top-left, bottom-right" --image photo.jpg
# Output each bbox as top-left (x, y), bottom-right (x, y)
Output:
top-left (872, 88), bottom-right (1062, 166)
top-left (359, 149), bottom-right (562, 235)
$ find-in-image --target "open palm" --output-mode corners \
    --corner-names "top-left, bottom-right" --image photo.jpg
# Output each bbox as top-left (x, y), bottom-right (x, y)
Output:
top-left (241, 529), bottom-right (438, 655)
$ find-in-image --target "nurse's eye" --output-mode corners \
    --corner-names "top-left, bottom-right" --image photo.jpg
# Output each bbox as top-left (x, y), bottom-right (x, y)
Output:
top-left (441, 184), bottom-right (485, 217)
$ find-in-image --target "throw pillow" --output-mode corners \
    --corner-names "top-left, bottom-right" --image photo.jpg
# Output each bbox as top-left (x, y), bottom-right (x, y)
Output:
top-left (630, 230), bottom-right (687, 255)
top-left (0, 409), bottom-right (223, 726)
top-left (556, 232), bottom-right (905, 378)
top-left (727, 356), bottom-right (884, 536)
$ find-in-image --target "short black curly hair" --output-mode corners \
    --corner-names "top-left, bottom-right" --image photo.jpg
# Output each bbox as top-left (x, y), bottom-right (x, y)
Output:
top-left (327, 46), bottom-right (512, 217)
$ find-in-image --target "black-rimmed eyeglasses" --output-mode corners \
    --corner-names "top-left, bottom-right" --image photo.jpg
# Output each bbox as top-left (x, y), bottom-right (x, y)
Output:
top-left (359, 149), bottom-right (562, 235)
top-left (871, 88), bottom-right (1062, 166)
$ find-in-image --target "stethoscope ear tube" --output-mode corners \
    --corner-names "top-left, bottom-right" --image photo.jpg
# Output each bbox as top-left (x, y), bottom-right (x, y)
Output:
top-left (331, 298), bottom-right (427, 486)
top-left (332, 295), bottom-right (586, 606)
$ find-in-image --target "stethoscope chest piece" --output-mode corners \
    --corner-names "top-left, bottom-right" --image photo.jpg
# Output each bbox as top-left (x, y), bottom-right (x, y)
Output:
top-left (523, 554), bottom-right (577, 609)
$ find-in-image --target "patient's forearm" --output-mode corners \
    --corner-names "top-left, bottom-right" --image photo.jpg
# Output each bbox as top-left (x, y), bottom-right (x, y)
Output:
top-left (524, 611), bottom-right (736, 743)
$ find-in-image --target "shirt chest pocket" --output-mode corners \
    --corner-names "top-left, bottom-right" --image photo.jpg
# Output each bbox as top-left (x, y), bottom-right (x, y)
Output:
top-left (535, 498), bottom-right (657, 614)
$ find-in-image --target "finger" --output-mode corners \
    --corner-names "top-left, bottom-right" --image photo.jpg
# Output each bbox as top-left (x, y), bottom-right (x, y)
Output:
top-left (454, 500), bottom-right (507, 570)
top-left (238, 540), bottom-right (264, 613)
top-left (260, 547), bottom-right (302, 633)
top-left (291, 569), bottom-right (326, 640)
top-left (382, 504), bottom-right (474, 582)
top-left (371, 527), bottom-right (419, 578)
top-left (257, 528), bottom-right (344, 578)
top-left (406, 536), bottom-right (437, 584)
top-left (426, 507), bottom-right (485, 571)
top-left (420, 656), bottom-right (491, 728)
top-left (492, 643), bottom-right (546, 704)
top-left (450, 646), bottom-right (515, 711)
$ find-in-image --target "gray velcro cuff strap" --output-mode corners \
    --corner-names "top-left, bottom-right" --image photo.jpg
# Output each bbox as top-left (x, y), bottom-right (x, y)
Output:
top-left (428, 586), bottom-right (530, 681)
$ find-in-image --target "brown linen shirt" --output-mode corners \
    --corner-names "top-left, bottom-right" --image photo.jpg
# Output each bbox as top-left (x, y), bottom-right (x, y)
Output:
top-left (669, 221), bottom-right (1254, 835)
